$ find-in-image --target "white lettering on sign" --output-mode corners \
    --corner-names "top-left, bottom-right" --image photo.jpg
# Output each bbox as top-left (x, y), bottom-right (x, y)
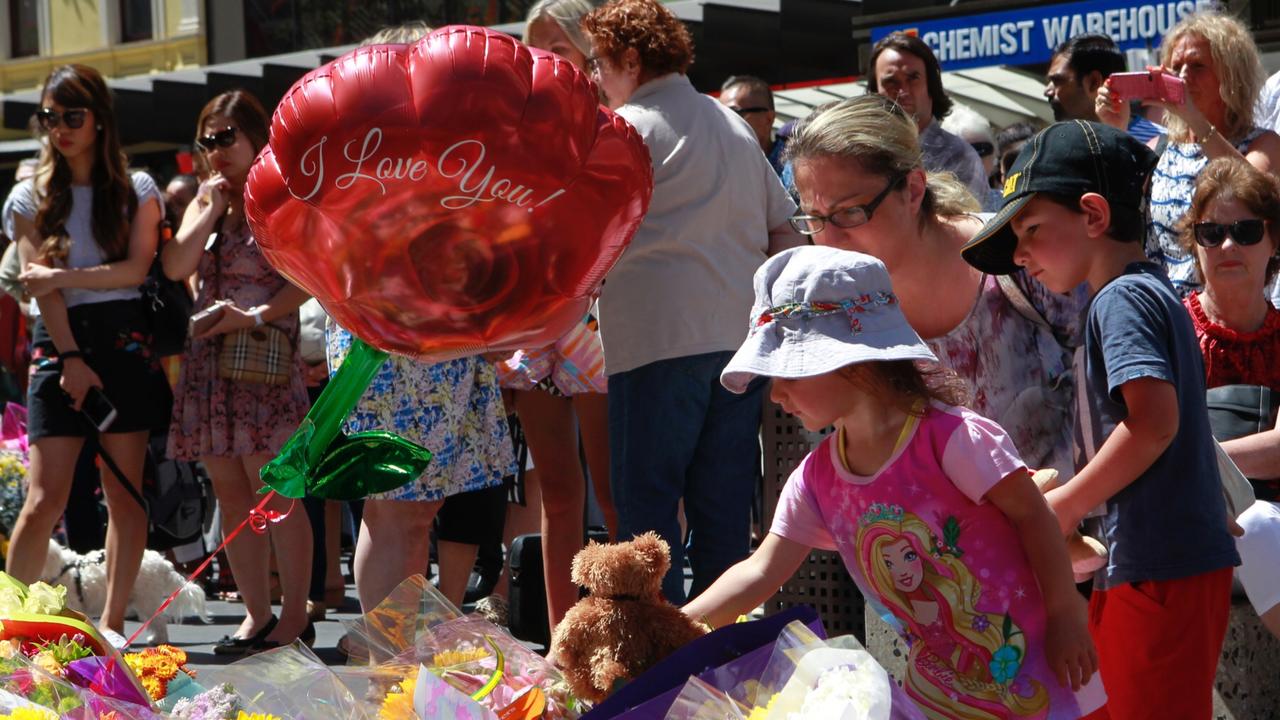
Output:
top-left (1041, 1), bottom-right (1215, 52)
top-left (287, 131), bottom-right (566, 213)
top-left (922, 19), bottom-right (1033, 63)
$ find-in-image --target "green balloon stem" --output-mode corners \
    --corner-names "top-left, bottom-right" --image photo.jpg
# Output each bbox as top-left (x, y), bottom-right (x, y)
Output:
top-left (302, 338), bottom-right (389, 469)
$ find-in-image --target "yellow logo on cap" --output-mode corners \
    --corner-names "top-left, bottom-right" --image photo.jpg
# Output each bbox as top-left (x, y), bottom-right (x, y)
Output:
top-left (1003, 172), bottom-right (1021, 197)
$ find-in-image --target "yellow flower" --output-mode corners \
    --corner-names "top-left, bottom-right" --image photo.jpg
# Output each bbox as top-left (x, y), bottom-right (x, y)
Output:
top-left (31, 651), bottom-right (64, 677)
top-left (234, 713), bottom-right (282, 720)
top-left (141, 676), bottom-right (165, 700)
top-left (431, 647), bottom-right (489, 668)
top-left (378, 669), bottom-right (419, 720)
top-left (0, 708), bottom-right (59, 720)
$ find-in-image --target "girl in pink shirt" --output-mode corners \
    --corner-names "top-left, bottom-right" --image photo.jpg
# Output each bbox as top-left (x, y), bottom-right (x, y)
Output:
top-left (683, 246), bottom-right (1106, 719)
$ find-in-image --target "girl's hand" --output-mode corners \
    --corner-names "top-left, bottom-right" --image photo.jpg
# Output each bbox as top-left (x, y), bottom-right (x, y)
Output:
top-left (59, 358), bottom-right (104, 411)
top-left (1044, 596), bottom-right (1097, 691)
top-left (195, 173), bottom-right (232, 218)
top-left (18, 264), bottom-right (64, 298)
top-left (195, 303), bottom-right (257, 339)
top-left (1094, 81), bottom-right (1129, 130)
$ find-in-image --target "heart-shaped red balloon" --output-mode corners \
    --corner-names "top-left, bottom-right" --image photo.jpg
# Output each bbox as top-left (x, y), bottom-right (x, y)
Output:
top-left (244, 26), bottom-right (652, 360)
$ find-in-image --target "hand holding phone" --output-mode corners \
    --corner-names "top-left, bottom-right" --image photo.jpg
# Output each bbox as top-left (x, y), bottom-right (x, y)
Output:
top-left (81, 386), bottom-right (118, 432)
top-left (189, 300), bottom-right (230, 337)
top-left (1108, 70), bottom-right (1185, 105)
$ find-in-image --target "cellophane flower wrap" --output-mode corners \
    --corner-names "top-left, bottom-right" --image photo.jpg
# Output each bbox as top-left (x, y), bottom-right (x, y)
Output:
top-left (199, 644), bottom-right (364, 719)
top-left (662, 677), bottom-right (746, 720)
top-left (0, 649), bottom-right (84, 718)
top-left (338, 575), bottom-right (463, 666)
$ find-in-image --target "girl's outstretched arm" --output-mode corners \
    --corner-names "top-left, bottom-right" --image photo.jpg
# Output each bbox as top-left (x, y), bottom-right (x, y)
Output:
top-left (986, 468), bottom-right (1098, 692)
top-left (681, 533), bottom-right (811, 629)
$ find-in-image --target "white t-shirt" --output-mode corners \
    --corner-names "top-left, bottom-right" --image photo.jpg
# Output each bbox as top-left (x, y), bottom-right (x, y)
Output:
top-left (4, 170), bottom-right (162, 309)
top-left (599, 74), bottom-right (797, 375)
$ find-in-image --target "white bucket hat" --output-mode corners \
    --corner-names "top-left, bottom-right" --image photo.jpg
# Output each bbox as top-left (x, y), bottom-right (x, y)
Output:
top-left (720, 246), bottom-right (937, 394)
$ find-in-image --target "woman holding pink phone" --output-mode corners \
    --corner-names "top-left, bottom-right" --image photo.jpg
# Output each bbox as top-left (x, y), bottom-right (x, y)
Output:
top-left (162, 90), bottom-right (314, 654)
top-left (1096, 10), bottom-right (1280, 299)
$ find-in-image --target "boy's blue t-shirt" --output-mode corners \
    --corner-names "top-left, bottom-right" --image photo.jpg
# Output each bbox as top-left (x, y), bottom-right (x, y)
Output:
top-left (1073, 262), bottom-right (1240, 588)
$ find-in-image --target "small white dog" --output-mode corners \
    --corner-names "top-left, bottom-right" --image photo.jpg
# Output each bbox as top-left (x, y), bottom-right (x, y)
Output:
top-left (42, 539), bottom-right (210, 644)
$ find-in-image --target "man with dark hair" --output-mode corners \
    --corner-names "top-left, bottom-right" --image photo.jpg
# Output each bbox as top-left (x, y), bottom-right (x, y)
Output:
top-left (1045, 34), bottom-right (1163, 143)
top-left (719, 75), bottom-right (785, 175)
top-left (868, 32), bottom-right (988, 205)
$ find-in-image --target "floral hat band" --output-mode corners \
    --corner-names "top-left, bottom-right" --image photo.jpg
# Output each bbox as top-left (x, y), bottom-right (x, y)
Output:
top-left (751, 292), bottom-right (899, 336)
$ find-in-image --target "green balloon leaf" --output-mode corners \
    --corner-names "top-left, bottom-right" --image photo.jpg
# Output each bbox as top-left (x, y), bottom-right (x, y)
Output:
top-left (260, 337), bottom-right (430, 499)
top-left (310, 431), bottom-right (433, 500)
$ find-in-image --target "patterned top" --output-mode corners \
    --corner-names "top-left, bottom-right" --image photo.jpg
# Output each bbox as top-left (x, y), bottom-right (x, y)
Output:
top-left (327, 324), bottom-right (514, 502)
top-left (167, 220), bottom-right (309, 460)
top-left (1146, 128), bottom-right (1268, 297)
top-left (772, 404), bottom-right (1106, 719)
top-left (926, 273), bottom-right (1085, 479)
top-left (1184, 291), bottom-right (1280, 391)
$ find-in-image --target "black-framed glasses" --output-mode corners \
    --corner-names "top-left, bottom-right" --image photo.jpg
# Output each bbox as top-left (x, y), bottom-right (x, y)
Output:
top-left (789, 174), bottom-right (904, 235)
top-left (970, 141), bottom-right (995, 158)
top-left (731, 106), bottom-right (771, 117)
top-left (195, 126), bottom-right (238, 153)
top-left (1193, 219), bottom-right (1267, 248)
top-left (35, 108), bottom-right (89, 131)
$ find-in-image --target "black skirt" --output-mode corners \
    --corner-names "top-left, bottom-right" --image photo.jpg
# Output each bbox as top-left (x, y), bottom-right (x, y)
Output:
top-left (28, 298), bottom-right (173, 441)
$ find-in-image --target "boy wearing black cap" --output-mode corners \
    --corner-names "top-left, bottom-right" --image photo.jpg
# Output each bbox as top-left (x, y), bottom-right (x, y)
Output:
top-left (961, 120), bottom-right (1239, 718)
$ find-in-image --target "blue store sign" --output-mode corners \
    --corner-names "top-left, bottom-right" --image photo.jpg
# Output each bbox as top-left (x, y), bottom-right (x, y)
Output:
top-left (871, 0), bottom-right (1218, 71)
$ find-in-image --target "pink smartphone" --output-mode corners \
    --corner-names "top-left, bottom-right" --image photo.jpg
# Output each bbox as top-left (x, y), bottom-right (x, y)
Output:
top-left (1108, 71), bottom-right (1185, 104)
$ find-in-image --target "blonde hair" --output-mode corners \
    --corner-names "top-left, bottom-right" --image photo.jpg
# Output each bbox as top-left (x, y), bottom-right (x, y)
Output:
top-left (362, 20), bottom-right (432, 46)
top-left (856, 513), bottom-right (1048, 718)
top-left (523, 0), bottom-right (595, 56)
top-left (1159, 11), bottom-right (1263, 143)
top-left (786, 95), bottom-right (981, 223)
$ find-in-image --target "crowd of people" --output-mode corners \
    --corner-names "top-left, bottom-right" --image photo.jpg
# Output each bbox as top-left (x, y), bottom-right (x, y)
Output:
top-left (1, 0), bottom-right (1279, 716)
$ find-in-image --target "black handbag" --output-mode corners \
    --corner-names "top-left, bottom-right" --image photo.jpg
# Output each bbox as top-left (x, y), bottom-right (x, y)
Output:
top-left (140, 252), bottom-right (194, 357)
top-left (1206, 384), bottom-right (1280, 500)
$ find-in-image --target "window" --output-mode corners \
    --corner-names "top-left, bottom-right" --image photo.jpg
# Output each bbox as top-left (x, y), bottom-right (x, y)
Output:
top-left (120, 0), bottom-right (154, 43)
top-left (9, 0), bottom-right (39, 58)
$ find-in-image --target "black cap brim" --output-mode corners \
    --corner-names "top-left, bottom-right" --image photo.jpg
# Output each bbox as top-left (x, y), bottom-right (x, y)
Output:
top-left (961, 193), bottom-right (1033, 276)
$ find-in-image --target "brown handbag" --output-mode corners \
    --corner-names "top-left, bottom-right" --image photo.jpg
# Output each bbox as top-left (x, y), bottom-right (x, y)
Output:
top-left (208, 219), bottom-right (295, 386)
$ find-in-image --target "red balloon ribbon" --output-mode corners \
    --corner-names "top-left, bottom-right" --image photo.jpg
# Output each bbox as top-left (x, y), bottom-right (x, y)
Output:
top-left (124, 491), bottom-right (295, 648)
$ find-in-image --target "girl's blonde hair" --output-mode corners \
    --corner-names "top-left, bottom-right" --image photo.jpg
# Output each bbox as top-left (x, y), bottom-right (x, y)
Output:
top-left (857, 513), bottom-right (1048, 718)
top-left (523, 0), bottom-right (595, 56)
top-left (785, 94), bottom-right (981, 224)
top-left (1159, 11), bottom-right (1264, 143)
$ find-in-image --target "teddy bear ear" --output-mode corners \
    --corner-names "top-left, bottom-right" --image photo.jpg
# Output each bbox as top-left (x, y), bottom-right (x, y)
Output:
top-left (570, 540), bottom-right (603, 588)
top-left (631, 532), bottom-right (671, 577)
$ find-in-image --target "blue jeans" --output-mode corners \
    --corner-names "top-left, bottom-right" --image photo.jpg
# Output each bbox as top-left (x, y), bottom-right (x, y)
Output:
top-left (608, 351), bottom-right (766, 604)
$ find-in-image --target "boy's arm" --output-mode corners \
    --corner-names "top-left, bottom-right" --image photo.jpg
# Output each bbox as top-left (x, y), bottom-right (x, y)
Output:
top-left (681, 533), bottom-right (810, 629)
top-left (986, 468), bottom-right (1097, 690)
top-left (1046, 376), bottom-right (1179, 534)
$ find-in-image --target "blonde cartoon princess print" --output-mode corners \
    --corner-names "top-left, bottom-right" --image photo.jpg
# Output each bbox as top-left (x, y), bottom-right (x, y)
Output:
top-left (856, 503), bottom-right (1049, 720)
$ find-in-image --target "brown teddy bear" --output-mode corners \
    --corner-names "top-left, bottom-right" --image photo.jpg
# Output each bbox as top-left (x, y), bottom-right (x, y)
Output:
top-left (549, 532), bottom-right (707, 705)
top-left (1033, 468), bottom-right (1108, 581)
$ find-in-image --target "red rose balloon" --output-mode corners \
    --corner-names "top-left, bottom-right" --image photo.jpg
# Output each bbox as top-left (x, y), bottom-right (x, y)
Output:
top-left (244, 26), bottom-right (652, 360)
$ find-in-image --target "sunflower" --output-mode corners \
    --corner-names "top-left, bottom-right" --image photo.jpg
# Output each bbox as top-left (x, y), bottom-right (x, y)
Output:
top-left (378, 669), bottom-right (420, 720)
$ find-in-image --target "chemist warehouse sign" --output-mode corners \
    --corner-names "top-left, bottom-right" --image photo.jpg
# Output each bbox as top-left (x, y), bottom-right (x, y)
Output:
top-left (871, 0), bottom-right (1218, 71)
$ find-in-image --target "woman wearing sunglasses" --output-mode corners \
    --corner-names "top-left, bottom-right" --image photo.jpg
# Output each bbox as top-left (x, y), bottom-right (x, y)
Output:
top-left (1179, 157), bottom-right (1280, 641)
top-left (785, 96), bottom-right (1089, 512)
top-left (160, 90), bottom-right (313, 654)
top-left (2, 64), bottom-right (171, 636)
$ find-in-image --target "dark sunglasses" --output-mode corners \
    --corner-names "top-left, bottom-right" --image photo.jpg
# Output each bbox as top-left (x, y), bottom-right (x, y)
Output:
top-left (1193, 219), bottom-right (1267, 248)
top-left (732, 106), bottom-right (771, 117)
top-left (35, 108), bottom-right (89, 131)
top-left (970, 141), bottom-right (995, 158)
top-left (195, 126), bottom-right (238, 153)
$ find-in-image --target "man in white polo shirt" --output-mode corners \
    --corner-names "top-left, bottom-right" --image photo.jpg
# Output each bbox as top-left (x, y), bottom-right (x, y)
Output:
top-left (583, 0), bottom-right (802, 603)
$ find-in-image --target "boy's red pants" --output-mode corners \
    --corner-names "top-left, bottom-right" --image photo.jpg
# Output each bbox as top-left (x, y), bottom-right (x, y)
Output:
top-left (1084, 567), bottom-right (1233, 720)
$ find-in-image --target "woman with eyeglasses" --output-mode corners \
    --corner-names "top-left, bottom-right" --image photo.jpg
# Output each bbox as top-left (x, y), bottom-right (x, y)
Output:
top-left (2, 65), bottom-right (171, 636)
top-left (1178, 158), bottom-right (1280, 641)
top-left (161, 90), bottom-right (313, 654)
top-left (786, 95), bottom-right (1087, 492)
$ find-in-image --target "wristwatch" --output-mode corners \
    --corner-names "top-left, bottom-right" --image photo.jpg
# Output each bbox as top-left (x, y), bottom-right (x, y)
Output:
top-left (249, 306), bottom-right (265, 326)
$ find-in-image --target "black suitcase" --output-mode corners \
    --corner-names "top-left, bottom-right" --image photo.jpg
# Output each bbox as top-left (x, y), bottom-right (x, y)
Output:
top-left (507, 528), bottom-right (611, 648)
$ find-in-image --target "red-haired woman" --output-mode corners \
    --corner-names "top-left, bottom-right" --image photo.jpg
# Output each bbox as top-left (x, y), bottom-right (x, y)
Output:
top-left (162, 90), bottom-right (313, 653)
top-left (3, 65), bottom-right (171, 636)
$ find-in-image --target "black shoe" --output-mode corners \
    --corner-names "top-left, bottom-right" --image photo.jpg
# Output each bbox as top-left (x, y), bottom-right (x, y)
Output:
top-left (246, 620), bottom-right (316, 655)
top-left (213, 615), bottom-right (278, 656)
